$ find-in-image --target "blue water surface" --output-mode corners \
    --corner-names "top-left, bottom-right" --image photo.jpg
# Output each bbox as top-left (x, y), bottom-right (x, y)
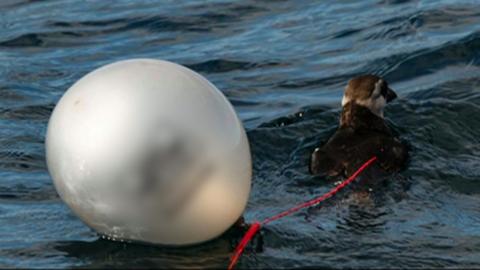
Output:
top-left (1, 0), bottom-right (480, 268)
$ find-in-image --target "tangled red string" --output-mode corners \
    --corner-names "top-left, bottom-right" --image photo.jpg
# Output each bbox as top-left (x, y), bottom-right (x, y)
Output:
top-left (228, 156), bottom-right (378, 270)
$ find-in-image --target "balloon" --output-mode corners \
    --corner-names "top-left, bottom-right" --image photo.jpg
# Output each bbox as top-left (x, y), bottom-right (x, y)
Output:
top-left (46, 59), bottom-right (251, 245)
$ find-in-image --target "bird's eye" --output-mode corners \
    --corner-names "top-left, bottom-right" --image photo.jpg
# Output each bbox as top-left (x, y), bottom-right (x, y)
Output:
top-left (380, 84), bottom-right (387, 98)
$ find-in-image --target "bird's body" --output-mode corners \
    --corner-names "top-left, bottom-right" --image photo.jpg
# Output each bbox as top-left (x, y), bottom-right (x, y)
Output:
top-left (310, 75), bottom-right (408, 180)
top-left (235, 75), bottom-right (408, 242)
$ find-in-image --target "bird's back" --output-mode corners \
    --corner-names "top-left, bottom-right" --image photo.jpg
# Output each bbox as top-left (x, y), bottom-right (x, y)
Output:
top-left (310, 103), bottom-right (408, 178)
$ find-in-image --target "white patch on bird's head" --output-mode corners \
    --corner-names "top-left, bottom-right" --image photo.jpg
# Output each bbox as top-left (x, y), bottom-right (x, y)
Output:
top-left (341, 82), bottom-right (356, 107)
top-left (372, 79), bottom-right (383, 98)
top-left (341, 93), bottom-right (350, 107)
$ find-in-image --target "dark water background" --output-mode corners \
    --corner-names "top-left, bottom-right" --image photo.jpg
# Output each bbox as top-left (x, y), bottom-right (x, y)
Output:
top-left (1, 0), bottom-right (480, 268)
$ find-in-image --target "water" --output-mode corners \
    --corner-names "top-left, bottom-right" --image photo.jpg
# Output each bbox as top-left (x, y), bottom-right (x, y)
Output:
top-left (1, 0), bottom-right (480, 268)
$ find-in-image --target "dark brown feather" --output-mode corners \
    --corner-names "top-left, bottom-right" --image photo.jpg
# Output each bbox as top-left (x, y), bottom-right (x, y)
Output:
top-left (310, 102), bottom-right (407, 178)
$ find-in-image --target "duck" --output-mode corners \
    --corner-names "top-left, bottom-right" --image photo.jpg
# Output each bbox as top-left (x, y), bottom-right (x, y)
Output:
top-left (310, 75), bottom-right (408, 181)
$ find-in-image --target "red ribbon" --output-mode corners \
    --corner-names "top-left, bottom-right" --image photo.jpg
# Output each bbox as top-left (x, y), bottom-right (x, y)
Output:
top-left (228, 156), bottom-right (378, 270)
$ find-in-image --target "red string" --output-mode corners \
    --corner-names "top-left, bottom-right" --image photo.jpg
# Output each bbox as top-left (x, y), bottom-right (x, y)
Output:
top-left (227, 156), bottom-right (378, 270)
top-left (227, 222), bottom-right (261, 270)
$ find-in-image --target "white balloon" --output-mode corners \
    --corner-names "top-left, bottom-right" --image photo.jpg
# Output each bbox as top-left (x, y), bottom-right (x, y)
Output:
top-left (46, 59), bottom-right (251, 245)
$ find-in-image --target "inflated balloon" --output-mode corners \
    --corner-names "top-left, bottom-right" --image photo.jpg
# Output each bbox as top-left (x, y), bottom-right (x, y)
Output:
top-left (46, 59), bottom-right (251, 245)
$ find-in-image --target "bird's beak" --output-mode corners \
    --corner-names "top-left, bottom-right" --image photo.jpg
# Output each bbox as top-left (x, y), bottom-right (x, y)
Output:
top-left (386, 88), bottom-right (397, 103)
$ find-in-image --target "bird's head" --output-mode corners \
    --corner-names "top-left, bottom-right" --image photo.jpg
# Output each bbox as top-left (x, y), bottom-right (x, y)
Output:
top-left (341, 75), bottom-right (397, 118)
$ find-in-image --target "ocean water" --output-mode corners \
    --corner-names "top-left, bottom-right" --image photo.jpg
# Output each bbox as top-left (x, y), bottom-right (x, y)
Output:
top-left (1, 0), bottom-right (480, 268)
